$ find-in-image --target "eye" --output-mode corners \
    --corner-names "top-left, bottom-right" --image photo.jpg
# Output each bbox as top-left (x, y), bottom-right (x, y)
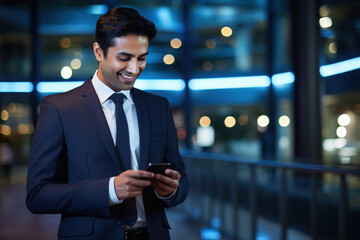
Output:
top-left (138, 57), bottom-right (146, 62)
top-left (118, 57), bottom-right (130, 61)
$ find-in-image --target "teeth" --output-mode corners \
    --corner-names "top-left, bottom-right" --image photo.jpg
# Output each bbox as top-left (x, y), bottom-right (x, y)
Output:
top-left (120, 73), bottom-right (133, 79)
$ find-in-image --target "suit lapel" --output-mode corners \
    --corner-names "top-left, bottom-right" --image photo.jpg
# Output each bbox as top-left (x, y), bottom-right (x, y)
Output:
top-left (132, 88), bottom-right (149, 171)
top-left (80, 79), bottom-right (122, 171)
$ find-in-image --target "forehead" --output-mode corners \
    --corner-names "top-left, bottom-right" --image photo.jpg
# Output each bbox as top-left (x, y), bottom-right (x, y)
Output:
top-left (109, 34), bottom-right (149, 54)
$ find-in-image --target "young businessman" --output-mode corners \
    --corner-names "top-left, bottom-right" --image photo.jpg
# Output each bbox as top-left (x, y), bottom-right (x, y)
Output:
top-left (26, 7), bottom-right (189, 240)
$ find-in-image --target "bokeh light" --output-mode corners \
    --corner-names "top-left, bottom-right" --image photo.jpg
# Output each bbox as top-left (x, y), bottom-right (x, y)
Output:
top-left (163, 54), bottom-right (175, 65)
top-left (61, 66), bottom-right (73, 79)
top-left (336, 126), bottom-right (347, 138)
top-left (199, 116), bottom-right (211, 127)
top-left (337, 113), bottom-right (350, 126)
top-left (202, 61), bottom-right (213, 71)
top-left (257, 115), bottom-right (270, 127)
top-left (221, 26), bottom-right (233, 37)
top-left (224, 116), bottom-right (236, 128)
top-left (170, 38), bottom-right (182, 49)
top-left (238, 115), bottom-right (248, 126)
top-left (205, 39), bottom-right (216, 49)
top-left (319, 17), bottom-right (332, 28)
top-left (0, 124), bottom-right (11, 136)
top-left (1, 110), bottom-right (9, 121)
top-left (279, 115), bottom-right (290, 127)
top-left (60, 37), bottom-right (71, 48)
top-left (70, 58), bottom-right (82, 70)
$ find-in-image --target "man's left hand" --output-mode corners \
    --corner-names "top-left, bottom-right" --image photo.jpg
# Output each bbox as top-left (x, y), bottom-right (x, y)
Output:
top-left (152, 169), bottom-right (180, 197)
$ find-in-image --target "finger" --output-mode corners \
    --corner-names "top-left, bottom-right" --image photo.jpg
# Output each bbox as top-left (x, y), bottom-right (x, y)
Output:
top-left (124, 190), bottom-right (143, 199)
top-left (129, 178), bottom-right (152, 187)
top-left (127, 170), bottom-right (155, 179)
top-left (115, 184), bottom-right (143, 200)
top-left (154, 180), bottom-right (174, 191)
top-left (164, 169), bottom-right (181, 180)
top-left (155, 174), bottom-right (179, 188)
top-left (120, 177), bottom-right (152, 191)
top-left (153, 179), bottom-right (178, 194)
top-left (152, 180), bottom-right (174, 194)
top-left (123, 185), bottom-right (143, 193)
top-left (116, 179), bottom-right (144, 191)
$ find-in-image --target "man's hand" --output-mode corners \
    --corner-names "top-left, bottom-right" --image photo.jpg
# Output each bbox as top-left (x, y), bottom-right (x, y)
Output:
top-left (152, 169), bottom-right (180, 198)
top-left (114, 170), bottom-right (154, 200)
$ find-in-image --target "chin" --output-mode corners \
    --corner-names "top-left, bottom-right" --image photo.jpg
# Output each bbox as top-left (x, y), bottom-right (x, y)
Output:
top-left (120, 84), bottom-right (134, 91)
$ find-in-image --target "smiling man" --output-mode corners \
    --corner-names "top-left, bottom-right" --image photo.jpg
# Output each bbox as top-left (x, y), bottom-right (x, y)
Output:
top-left (26, 7), bottom-right (189, 240)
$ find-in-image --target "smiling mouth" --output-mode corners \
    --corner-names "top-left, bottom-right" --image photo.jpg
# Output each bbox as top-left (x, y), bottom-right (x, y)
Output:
top-left (118, 72), bottom-right (136, 82)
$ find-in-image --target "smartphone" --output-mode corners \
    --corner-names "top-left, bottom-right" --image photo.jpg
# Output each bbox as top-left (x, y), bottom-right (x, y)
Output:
top-left (146, 162), bottom-right (171, 175)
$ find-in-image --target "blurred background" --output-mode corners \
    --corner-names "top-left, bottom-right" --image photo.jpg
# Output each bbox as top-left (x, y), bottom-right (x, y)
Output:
top-left (1, 0), bottom-right (360, 239)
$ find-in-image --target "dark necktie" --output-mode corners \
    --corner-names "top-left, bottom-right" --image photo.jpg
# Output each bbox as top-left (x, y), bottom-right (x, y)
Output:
top-left (110, 93), bottom-right (131, 170)
top-left (109, 93), bottom-right (137, 228)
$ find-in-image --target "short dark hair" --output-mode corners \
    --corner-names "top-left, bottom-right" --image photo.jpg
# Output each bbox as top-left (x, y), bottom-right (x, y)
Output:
top-left (95, 7), bottom-right (157, 57)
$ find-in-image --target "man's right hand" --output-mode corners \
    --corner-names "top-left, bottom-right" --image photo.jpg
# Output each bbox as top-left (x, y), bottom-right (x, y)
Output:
top-left (114, 170), bottom-right (154, 200)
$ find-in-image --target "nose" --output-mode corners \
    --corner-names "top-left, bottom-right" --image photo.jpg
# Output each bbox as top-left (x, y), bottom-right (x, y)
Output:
top-left (126, 58), bottom-right (138, 74)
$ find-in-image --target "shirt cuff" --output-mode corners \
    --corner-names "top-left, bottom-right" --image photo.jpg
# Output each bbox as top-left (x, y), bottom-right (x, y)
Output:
top-left (154, 188), bottom-right (178, 200)
top-left (109, 176), bottom-right (123, 206)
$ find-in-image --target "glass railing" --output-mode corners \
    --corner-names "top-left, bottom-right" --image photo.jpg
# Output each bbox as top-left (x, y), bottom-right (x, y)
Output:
top-left (179, 150), bottom-right (360, 240)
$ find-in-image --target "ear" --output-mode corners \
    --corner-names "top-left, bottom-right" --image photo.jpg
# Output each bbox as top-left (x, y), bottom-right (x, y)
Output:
top-left (93, 42), bottom-right (103, 61)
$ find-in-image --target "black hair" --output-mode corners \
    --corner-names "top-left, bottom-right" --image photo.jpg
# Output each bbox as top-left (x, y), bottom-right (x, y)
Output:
top-left (95, 7), bottom-right (157, 57)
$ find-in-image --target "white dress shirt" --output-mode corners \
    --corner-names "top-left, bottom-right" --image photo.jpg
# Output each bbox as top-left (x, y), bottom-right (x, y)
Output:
top-left (91, 70), bottom-right (146, 227)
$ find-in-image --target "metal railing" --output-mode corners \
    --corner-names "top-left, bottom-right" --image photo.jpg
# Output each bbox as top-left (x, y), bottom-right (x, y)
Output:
top-left (180, 150), bottom-right (360, 240)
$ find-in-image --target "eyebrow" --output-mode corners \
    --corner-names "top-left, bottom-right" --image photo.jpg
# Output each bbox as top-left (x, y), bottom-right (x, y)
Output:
top-left (117, 51), bottom-right (149, 57)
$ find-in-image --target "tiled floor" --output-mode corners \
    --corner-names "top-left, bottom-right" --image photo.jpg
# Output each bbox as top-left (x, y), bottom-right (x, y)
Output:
top-left (0, 183), bottom-right (59, 240)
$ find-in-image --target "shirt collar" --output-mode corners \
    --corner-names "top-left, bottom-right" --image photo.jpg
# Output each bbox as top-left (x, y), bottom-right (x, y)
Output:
top-left (91, 70), bottom-right (134, 104)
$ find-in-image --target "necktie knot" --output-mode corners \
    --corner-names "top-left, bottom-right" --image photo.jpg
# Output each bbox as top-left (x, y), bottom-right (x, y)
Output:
top-left (110, 93), bottom-right (126, 105)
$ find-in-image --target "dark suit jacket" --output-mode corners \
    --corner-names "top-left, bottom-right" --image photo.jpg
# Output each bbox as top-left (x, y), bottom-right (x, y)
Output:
top-left (26, 79), bottom-right (189, 240)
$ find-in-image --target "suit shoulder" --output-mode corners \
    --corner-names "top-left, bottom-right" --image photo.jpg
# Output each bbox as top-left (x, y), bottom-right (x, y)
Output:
top-left (42, 80), bottom-right (90, 103)
top-left (41, 81), bottom-right (90, 110)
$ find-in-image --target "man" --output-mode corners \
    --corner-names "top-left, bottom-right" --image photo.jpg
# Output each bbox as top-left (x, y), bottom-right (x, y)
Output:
top-left (26, 7), bottom-right (189, 240)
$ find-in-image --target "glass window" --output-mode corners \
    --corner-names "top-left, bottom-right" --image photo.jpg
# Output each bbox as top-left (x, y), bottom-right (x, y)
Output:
top-left (0, 2), bottom-right (33, 166)
top-left (0, 3), bottom-right (31, 79)
top-left (192, 105), bottom-right (265, 159)
top-left (191, 1), bottom-right (267, 76)
top-left (38, 2), bottom-right (108, 81)
top-left (320, 1), bottom-right (360, 222)
top-left (320, 0), bottom-right (360, 167)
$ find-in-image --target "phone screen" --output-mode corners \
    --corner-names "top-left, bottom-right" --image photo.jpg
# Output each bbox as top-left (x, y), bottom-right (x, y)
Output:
top-left (146, 162), bottom-right (171, 174)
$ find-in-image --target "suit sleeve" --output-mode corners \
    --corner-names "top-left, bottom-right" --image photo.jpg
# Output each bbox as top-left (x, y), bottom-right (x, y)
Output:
top-left (160, 99), bottom-right (189, 207)
top-left (26, 96), bottom-right (110, 217)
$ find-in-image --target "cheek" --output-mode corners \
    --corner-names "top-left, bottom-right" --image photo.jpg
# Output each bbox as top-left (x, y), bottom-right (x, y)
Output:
top-left (105, 59), bottom-right (123, 71)
top-left (139, 62), bottom-right (146, 70)
top-left (111, 61), bottom-right (122, 70)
